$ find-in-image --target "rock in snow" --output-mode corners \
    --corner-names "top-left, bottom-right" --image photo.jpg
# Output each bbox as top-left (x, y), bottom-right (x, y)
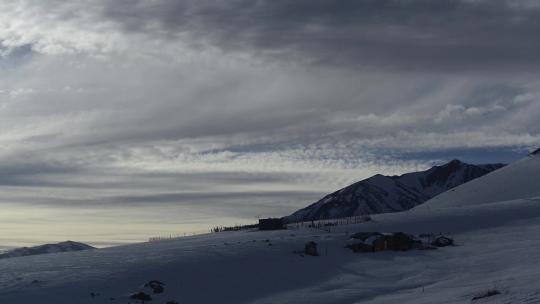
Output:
top-left (285, 159), bottom-right (505, 222)
top-left (0, 241), bottom-right (94, 259)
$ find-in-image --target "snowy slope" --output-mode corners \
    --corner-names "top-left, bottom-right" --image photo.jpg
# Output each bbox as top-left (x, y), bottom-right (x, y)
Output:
top-left (2, 155), bottom-right (540, 303)
top-left (423, 153), bottom-right (540, 209)
top-left (0, 241), bottom-right (94, 259)
top-left (286, 160), bottom-right (504, 222)
top-left (2, 198), bottom-right (540, 303)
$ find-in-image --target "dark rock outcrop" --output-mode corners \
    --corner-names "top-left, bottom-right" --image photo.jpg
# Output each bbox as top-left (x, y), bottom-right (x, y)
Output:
top-left (145, 280), bottom-right (165, 294)
top-left (130, 292), bottom-right (152, 301)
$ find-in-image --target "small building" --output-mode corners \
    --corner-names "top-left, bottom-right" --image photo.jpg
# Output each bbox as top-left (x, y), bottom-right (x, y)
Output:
top-left (346, 232), bottom-right (417, 252)
top-left (350, 232), bottom-right (381, 240)
top-left (258, 218), bottom-right (285, 230)
top-left (386, 232), bottom-right (416, 251)
top-left (347, 232), bottom-right (386, 252)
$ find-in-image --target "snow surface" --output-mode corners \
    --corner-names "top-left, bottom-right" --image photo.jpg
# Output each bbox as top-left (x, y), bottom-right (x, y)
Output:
top-left (1, 200), bottom-right (540, 303)
top-left (423, 154), bottom-right (540, 209)
top-left (1, 155), bottom-right (540, 303)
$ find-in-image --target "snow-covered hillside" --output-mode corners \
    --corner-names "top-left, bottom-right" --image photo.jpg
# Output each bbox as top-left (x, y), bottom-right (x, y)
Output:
top-left (423, 153), bottom-right (540, 209)
top-left (0, 241), bottom-right (94, 259)
top-left (286, 160), bottom-right (504, 222)
top-left (1, 198), bottom-right (540, 303)
top-left (1, 154), bottom-right (540, 303)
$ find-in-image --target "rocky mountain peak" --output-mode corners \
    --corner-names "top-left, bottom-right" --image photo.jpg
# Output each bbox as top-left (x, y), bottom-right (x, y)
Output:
top-left (285, 159), bottom-right (505, 223)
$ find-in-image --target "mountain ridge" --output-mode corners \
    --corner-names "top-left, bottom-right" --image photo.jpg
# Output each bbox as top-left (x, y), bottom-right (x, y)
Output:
top-left (285, 159), bottom-right (506, 222)
top-left (422, 152), bottom-right (540, 209)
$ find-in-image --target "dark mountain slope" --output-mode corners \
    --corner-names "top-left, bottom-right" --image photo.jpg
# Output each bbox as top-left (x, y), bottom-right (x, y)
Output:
top-left (285, 160), bottom-right (505, 222)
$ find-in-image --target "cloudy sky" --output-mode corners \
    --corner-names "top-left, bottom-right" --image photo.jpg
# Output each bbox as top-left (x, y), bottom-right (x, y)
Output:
top-left (0, 0), bottom-right (539, 247)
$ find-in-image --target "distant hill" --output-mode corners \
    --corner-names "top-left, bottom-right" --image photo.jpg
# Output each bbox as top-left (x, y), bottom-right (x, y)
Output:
top-left (285, 159), bottom-right (505, 222)
top-left (0, 241), bottom-right (94, 259)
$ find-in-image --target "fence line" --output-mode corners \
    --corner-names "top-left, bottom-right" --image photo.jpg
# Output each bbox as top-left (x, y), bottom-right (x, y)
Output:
top-left (148, 229), bottom-right (212, 242)
top-left (148, 215), bottom-right (372, 242)
top-left (286, 214), bottom-right (372, 231)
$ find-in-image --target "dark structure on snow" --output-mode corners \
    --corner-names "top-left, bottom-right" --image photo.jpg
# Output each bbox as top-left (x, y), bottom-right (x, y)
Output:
top-left (432, 236), bottom-right (454, 247)
top-left (346, 232), bottom-right (418, 252)
top-left (258, 218), bottom-right (285, 230)
top-left (304, 241), bottom-right (318, 256)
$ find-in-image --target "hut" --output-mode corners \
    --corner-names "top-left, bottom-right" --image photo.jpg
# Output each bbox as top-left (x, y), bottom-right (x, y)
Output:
top-left (258, 218), bottom-right (285, 230)
top-left (346, 232), bottom-right (387, 252)
top-left (385, 232), bottom-right (415, 251)
top-left (350, 232), bottom-right (381, 240)
top-left (365, 233), bottom-right (388, 251)
top-left (346, 232), bottom-right (418, 252)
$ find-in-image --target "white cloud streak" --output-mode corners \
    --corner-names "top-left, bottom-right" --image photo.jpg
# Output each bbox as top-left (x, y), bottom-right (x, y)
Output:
top-left (0, 0), bottom-right (538, 243)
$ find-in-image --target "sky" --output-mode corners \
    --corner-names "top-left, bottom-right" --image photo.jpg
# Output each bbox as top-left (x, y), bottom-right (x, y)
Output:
top-left (0, 0), bottom-right (539, 247)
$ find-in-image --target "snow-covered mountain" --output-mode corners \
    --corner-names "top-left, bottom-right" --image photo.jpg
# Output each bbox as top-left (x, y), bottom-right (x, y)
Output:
top-left (285, 159), bottom-right (505, 222)
top-left (422, 151), bottom-right (540, 209)
top-left (0, 241), bottom-right (94, 259)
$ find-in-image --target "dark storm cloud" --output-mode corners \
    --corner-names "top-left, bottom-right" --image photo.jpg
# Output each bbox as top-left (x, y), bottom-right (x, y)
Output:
top-left (103, 0), bottom-right (540, 71)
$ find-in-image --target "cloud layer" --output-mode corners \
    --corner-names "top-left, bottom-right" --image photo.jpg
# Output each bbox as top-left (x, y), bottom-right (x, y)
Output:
top-left (0, 0), bottom-right (539, 245)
